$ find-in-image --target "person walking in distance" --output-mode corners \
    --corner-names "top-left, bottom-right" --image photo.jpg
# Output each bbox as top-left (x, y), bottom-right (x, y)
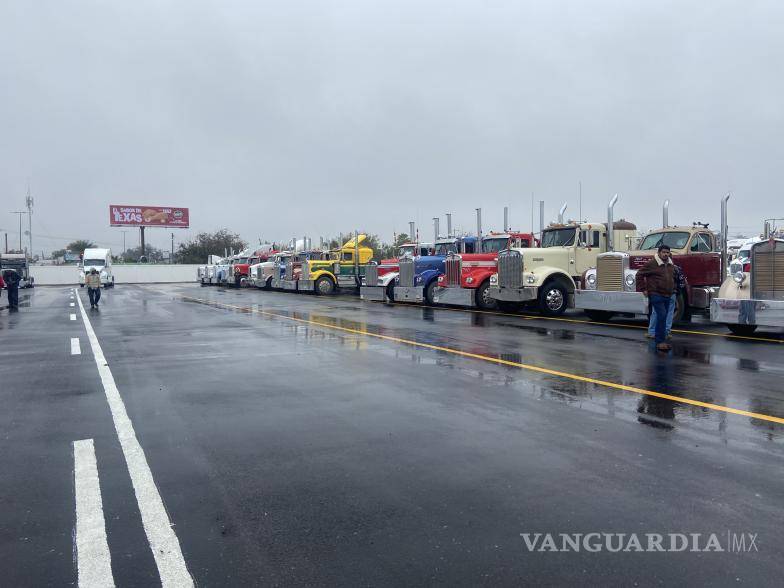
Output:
top-left (647, 263), bottom-right (688, 340)
top-left (85, 268), bottom-right (102, 308)
top-left (638, 245), bottom-right (675, 352)
top-left (0, 272), bottom-right (5, 308)
top-left (3, 269), bottom-right (20, 311)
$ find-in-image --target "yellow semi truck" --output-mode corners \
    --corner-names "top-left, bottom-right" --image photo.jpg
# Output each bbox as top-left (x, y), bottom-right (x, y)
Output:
top-left (298, 234), bottom-right (374, 295)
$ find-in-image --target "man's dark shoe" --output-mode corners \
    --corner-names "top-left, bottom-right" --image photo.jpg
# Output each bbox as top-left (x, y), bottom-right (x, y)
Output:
top-left (656, 343), bottom-right (671, 351)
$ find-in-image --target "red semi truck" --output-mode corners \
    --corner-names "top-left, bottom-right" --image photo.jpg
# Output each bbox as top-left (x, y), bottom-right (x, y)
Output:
top-left (433, 231), bottom-right (538, 309)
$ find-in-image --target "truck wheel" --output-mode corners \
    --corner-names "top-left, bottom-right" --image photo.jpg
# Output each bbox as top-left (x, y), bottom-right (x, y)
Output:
top-left (476, 281), bottom-right (498, 310)
top-left (425, 281), bottom-right (438, 305)
top-left (538, 280), bottom-right (569, 316)
top-left (727, 324), bottom-right (757, 336)
top-left (585, 310), bottom-right (614, 322)
top-left (315, 276), bottom-right (335, 295)
top-left (385, 281), bottom-right (395, 302)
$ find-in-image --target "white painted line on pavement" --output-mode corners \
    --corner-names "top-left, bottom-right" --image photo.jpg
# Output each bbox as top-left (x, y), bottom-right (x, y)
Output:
top-left (75, 290), bottom-right (193, 587)
top-left (73, 438), bottom-right (115, 588)
top-left (70, 313), bottom-right (77, 321)
top-left (70, 302), bottom-right (75, 307)
top-left (71, 338), bottom-right (82, 355)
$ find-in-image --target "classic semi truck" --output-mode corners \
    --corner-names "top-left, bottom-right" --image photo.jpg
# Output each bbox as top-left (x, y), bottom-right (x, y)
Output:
top-left (394, 235), bottom-right (479, 304)
top-left (281, 250), bottom-right (330, 292)
top-left (433, 231), bottom-right (537, 309)
top-left (0, 253), bottom-right (34, 288)
top-left (298, 235), bottom-right (374, 295)
top-left (198, 255), bottom-right (224, 285)
top-left (711, 236), bottom-right (784, 335)
top-left (574, 199), bottom-right (727, 323)
top-left (228, 248), bottom-right (273, 288)
top-left (489, 196), bottom-right (638, 316)
top-left (249, 251), bottom-right (289, 289)
top-left (360, 241), bottom-right (432, 302)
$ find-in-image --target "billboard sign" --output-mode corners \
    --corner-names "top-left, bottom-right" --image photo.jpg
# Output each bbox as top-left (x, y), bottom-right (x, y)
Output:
top-left (109, 205), bottom-right (189, 228)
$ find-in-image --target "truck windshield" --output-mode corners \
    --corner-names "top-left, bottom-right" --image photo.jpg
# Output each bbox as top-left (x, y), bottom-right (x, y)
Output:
top-left (541, 228), bottom-right (576, 247)
top-left (397, 245), bottom-right (415, 257)
top-left (639, 232), bottom-right (690, 250)
top-left (83, 259), bottom-right (105, 266)
top-left (481, 238), bottom-right (508, 253)
top-left (435, 242), bottom-right (458, 255)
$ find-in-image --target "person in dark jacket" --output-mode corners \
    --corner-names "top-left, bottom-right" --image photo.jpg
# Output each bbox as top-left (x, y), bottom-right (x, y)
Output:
top-left (637, 245), bottom-right (674, 351)
top-left (0, 273), bottom-right (5, 306)
top-left (647, 263), bottom-right (688, 340)
top-left (3, 269), bottom-right (20, 310)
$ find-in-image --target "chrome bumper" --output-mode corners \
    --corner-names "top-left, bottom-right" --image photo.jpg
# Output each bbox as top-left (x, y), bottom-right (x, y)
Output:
top-left (433, 286), bottom-right (475, 307)
top-left (711, 298), bottom-right (784, 327)
top-left (394, 286), bottom-right (424, 303)
top-left (281, 279), bottom-right (299, 291)
top-left (360, 285), bottom-right (388, 302)
top-left (574, 290), bottom-right (648, 314)
top-left (488, 286), bottom-right (537, 303)
top-left (271, 278), bottom-right (284, 289)
top-left (299, 279), bottom-right (315, 292)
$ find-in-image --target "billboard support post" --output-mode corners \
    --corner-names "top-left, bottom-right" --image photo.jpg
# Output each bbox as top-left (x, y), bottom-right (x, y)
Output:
top-left (140, 227), bottom-right (145, 258)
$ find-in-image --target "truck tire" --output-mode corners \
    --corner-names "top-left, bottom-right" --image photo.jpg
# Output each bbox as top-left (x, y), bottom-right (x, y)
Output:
top-left (385, 281), bottom-right (395, 302)
top-left (538, 280), bottom-right (569, 316)
top-left (476, 281), bottom-right (498, 310)
top-left (425, 281), bottom-right (438, 305)
top-left (727, 324), bottom-right (757, 336)
top-left (315, 275), bottom-right (335, 295)
top-left (585, 310), bottom-right (614, 322)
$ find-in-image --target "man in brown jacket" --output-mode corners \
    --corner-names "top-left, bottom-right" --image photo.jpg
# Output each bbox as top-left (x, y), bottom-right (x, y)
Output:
top-left (637, 245), bottom-right (675, 351)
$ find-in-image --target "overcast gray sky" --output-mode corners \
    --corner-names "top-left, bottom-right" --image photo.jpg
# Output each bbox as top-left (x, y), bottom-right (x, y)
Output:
top-left (2, 0), bottom-right (782, 254)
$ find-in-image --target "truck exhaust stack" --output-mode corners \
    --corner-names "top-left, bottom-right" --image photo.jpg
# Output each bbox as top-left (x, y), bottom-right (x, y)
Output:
top-left (663, 199), bottom-right (669, 228)
top-left (558, 202), bottom-right (568, 224)
top-left (607, 193), bottom-right (619, 252)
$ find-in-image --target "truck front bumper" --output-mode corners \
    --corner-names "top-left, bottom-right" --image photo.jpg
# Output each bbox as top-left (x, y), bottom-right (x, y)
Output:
top-left (574, 290), bottom-right (648, 314)
top-left (281, 279), bottom-right (299, 291)
top-left (433, 286), bottom-right (476, 307)
top-left (360, 285), bottom-right (388, 302)
top-left (394, 286), bottom-right (424, 303)
top-left (711, 298), bottom-right (784, 327)
top-left (299, 279), bottom-right (315, 292)
top-left (488, 286), bottom-right (537, 303)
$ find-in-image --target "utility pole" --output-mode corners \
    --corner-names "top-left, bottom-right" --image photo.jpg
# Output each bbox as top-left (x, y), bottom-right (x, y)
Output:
top-left (11, 211), bottom-right (25, 253)
top-left (171, 232), bottom-right (174, 263)
top-left (26, 184), bottom-right (33, 260)
top-left (121, 231), bottom-right (127, 257)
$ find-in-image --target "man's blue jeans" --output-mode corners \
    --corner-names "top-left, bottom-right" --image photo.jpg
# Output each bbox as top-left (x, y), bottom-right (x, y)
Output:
top-left (648, 293), bottom-right (676, 337)
top-left (649, 294), bottom-right (672, 344)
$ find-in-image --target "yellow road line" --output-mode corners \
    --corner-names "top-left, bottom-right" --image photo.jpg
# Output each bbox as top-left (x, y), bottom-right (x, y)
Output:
top-left (175, 293), bottom-right (784, 426)
top-left (374, 300), bottom-right (784, 344)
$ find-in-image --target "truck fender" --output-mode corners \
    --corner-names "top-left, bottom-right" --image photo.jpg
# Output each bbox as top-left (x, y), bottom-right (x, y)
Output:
top-left (379, 272), bottom-right (398, 287)
top-left (538, 269), bottom-right (577, 305)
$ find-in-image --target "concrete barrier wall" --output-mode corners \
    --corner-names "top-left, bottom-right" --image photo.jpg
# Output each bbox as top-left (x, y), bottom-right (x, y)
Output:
top-left (30, 265), bottom-right (201, 285)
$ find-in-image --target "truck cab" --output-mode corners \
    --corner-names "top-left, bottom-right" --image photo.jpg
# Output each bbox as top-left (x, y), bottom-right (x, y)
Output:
top-left (712, 238), bottom-right (784, 335)
top-left (394, 236), bottom-right (478, 304)
top-left (0, 253), bottom-right (34, 288)
top-left (576, 225), bottom-right (720, 322)
top-left (199, 255), bottom-right (223, 285)
top-left (248, 251), bottom-right (281, 288)
top-left (433, 231), bottom-right (538, 309)
top-left (281, 250), bottom-right (330, 292)
top-left (299, 235), bottom-right (374, 295)
top-left (360, 242), bottom-right (432, 302)
top-left (79, 248), bottom-right (114, 288)
top-left (489, 220), bottom-right (637, 315)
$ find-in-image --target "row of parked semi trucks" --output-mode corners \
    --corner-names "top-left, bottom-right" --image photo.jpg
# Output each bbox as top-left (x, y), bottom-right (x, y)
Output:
top-left (198, 196), bottom-right (784, 336)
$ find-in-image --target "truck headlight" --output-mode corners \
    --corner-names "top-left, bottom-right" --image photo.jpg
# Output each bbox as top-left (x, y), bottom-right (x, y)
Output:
top-left (586, 272), bottom-right (596, 288)
top-left (490, 274), bottom-right (498, 285)
top-left (465, 277), bottom-right (474, 284)
top-left (526, 274), bottom-right (536, 284)
top-left (415, 275), bottom-right (423, 284)
top-left (625, 274), bottom-right (635, 288)
top-left (733, 271), bottom-right (746, 285)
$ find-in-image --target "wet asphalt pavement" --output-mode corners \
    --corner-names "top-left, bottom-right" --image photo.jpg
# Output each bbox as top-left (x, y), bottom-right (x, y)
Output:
top-left (2, 283), bottom-right (784, 586)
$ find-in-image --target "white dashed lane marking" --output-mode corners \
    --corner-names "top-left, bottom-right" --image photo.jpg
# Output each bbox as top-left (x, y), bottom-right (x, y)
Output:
top-left (71, 338), bottom-right (81, 355)
top-left (73, 438), bottom-right (115, 588)
top-left (70, 313), bottom-right (77, 321)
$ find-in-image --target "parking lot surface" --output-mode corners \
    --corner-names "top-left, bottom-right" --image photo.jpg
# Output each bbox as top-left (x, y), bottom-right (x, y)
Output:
top-left (2, 284), bottom-right (783, 585)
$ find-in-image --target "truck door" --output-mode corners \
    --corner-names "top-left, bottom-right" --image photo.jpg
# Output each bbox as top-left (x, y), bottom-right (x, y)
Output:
top-left (574, 229), bottom-right (602, 277)
top-left (677, 231), bottom-right (721, 287)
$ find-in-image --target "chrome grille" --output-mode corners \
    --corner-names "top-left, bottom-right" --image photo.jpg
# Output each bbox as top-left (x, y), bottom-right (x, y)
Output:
top-left (445, 255), bottom-right (462, 286)
top-left (596, 255), bottom-right (624, 291)
top-left (752, 242), bottom-right (784, 300)
top-left (285, 262), bottom-right (294, 280)
top-left (398, 258), bottom-right (415, 287)
top-left (365, 264), bottom-right (379, 287)
top-left (498, 250), bottom-right (522, 288)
